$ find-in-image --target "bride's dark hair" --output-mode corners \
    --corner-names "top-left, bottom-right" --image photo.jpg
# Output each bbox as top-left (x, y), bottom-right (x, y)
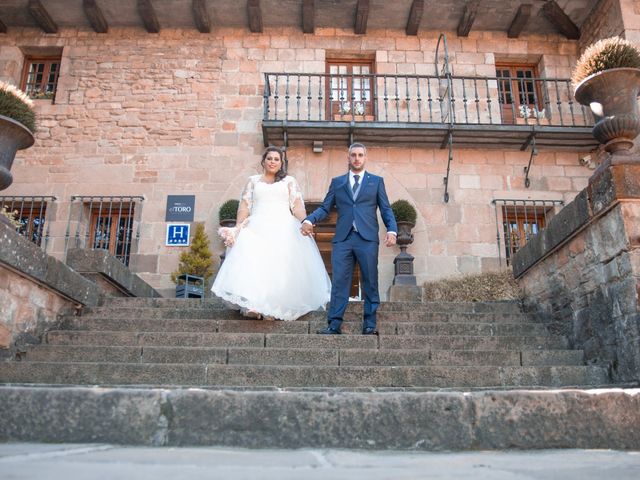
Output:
top-left (261, 146), bottom-right (288, 182)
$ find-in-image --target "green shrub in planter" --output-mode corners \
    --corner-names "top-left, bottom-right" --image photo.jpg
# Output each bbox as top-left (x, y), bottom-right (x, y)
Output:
top-left (219, 199), bottom-right (239, 223)
top-left (0, 81), bottom-right (36, 133)
top-left (391, 199), bottom-right (417, 225)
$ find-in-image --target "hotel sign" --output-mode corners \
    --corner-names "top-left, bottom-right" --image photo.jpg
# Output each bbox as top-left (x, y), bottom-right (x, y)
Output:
top-left (166, 195), bottom-right (195, 222)
top-left (166, 223), bottom-right (191, 247)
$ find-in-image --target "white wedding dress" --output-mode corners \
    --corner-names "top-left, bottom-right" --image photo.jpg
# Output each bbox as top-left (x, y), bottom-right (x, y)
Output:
top-left (211, 175), bottom-right (331, 320)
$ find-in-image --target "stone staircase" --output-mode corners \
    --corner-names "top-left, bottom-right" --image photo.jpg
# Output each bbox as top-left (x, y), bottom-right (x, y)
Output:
top-left (1, 297), bottom-right (608, 388)
top-left (4, 297), bottom-right (638, 450)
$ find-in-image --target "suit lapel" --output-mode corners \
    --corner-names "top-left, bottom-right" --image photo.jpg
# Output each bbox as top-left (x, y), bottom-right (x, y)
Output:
top-left (341, 174), bottom-right (353, 202)
top-left (353, 172), bottom-right (371, 202)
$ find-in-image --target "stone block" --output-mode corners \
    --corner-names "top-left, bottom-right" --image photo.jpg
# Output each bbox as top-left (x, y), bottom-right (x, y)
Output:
top-left (388, 285), bottom-right (423, 302)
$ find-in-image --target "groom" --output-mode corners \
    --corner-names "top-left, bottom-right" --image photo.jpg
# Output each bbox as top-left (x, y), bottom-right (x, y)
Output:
top-left (302, 143), bottom-right (397, 335)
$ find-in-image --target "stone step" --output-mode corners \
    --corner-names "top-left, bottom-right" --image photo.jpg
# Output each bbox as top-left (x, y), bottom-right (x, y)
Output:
top-left (0, 362), bottom-right (608, 388)
top-left (2, 386), bottom-right (637, 449)
top-left (65, 317), bottom-right (549, 336)
top-left (44, 331), bottom-right (567, 350)
top-left (75, 309), bottom-right (534, 324)
top-left (94, 299), bottom-right (525, 315)
top-left (22, 345), bottom-right (585, 367)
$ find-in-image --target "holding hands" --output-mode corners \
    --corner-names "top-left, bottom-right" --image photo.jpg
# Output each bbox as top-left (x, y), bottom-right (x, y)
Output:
top-left (300, 221), bottom-right (315, 237)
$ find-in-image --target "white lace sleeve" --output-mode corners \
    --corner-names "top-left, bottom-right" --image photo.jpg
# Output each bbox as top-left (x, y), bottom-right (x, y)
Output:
top-left (239, 176), bottom-right (255, 214)
top-left (287, 176), bottom-right (306, 221)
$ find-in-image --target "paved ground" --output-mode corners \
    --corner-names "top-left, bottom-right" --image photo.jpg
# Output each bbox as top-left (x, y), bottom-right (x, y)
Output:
top-left (0, 444), bottom-right (639, 479)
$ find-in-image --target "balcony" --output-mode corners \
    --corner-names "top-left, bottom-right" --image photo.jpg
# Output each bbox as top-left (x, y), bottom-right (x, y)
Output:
top-left (261, 72), bottom-right (598, 152)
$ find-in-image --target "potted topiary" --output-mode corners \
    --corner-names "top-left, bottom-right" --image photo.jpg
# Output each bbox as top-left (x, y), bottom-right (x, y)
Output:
top-left (218, 199), bottom-right (239, 227)
top-left (391, 199), bottom-right (418, 245)
top-left (572, 37), bottom-right (640, 156)
top-left (0, 81), bottom-right (36, 191)
top-left (390, 199), bottom-right (418, 286)
top-left (171, 223), bottom-right (215, 298)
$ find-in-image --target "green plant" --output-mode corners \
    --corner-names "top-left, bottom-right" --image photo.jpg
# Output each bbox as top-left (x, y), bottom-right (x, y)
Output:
top-left (0, 206), bottom-right (22, 229)
top-left (0, 81), bottom-right (36, 133)
top-left (219, 199), bottom-right (239, 222)
top-left (572, 36), bottom-right (640, 88)
top-left (171, 223), bottom-right (215, 285)
top-left (391, 199), bottom-right (417, 225)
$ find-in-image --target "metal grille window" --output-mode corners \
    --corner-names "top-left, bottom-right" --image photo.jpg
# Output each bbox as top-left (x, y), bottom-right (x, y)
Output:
top-left (22, 57), bottom-right (60, 100)
top-left (0, 196), bottom-right (55, 250)
top-left (65, 196), bottom-right (144, 266)
top-left (492, 199), bottom-right (564, 266)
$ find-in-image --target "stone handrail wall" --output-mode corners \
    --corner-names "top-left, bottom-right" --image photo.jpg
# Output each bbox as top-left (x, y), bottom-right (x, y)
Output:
top-left (513, 164), bottom-right (640, 383)
top-left (0, 222), bottom-right (102, 359)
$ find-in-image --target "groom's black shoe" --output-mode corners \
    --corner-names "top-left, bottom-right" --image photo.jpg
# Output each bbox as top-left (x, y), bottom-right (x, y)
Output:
top-left (317, 327), bottom-right (341, 335)
top-left (362, 327), bottom-right (379, 335)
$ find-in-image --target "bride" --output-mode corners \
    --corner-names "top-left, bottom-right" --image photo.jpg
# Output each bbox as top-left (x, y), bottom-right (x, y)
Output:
top-left (211, 146), bottom-right (331, 320)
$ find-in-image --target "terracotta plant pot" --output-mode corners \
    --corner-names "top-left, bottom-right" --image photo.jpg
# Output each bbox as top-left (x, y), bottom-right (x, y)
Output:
top-left (0, 114), bottom-right (35, 191)
top-left (574, 68), bottom-right (640, 154)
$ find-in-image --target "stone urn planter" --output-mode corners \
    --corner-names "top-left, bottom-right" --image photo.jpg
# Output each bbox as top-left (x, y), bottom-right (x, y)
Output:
top-left (574, 68), bottom-right (640, 156)
top-left (390, 200), bottom-right (418, 286)
top-left (0, 114), bottom-right (35, 190)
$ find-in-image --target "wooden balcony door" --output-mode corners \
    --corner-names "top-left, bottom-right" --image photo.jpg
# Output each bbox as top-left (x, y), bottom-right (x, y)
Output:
top-left (326, 59), bottom-right (374, 121)
top-left (496, 64), bottom-right (543, 124)
top-left (306, 202), bottom-right (360, 298)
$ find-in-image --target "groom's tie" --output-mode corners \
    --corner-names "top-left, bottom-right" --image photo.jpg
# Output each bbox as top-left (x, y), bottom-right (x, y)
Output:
top-left (352, 174), bottom-right (360, 196)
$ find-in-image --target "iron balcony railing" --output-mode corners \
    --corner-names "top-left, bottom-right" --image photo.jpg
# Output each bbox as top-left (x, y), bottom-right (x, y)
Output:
top-left (262, 72), bottom-right (593, 128)
top-left (0, 195), bottom-right (56, 251)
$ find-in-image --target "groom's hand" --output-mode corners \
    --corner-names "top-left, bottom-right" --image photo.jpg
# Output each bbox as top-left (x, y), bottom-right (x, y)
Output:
top-left (385, 233), bottom-right (397, 247)
top-left (301, 222), bottom-right (315, 237)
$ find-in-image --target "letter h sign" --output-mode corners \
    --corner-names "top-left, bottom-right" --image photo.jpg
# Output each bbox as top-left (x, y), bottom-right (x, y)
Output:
top-left (166, 223), bottom-right (191, 246)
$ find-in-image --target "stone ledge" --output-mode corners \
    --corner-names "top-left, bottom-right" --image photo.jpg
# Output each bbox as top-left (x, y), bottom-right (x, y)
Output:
top-left (0, 223), bottom-right (101, 307)
top-left (66, 248), bottom-right (160, 298)
top-left (0, 386), bottom-right (638, 449)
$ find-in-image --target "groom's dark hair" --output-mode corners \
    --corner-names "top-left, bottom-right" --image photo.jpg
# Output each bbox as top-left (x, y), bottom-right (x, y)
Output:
top-left (348, 143), bottom-right (367, 155)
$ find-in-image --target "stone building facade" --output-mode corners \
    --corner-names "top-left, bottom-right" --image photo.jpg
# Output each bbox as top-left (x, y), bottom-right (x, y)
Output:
top-left (0, 0), bottom-right (637, 297)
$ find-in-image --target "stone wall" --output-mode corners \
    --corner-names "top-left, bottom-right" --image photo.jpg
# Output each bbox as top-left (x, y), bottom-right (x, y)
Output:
top-left (0, 222), bottom-right (101, 359)
top-left (514, 164), bottom-right (640, 383)
top-left (0, 27), bottom-right (594, 295)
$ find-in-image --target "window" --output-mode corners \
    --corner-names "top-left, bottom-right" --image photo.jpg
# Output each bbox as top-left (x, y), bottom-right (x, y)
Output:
top-left (492, 199), bottom-right (563, 266)
top-left (496, 63), bottom-right (544, 124)
top-left (66, 196), bottom-right (143, 267)
top-left (327, 59), bottom-right (374, 120)
top-left (0, 196), bottom-right (55, 249)
top-left (22, 56), bottom-right (60, 100)
top-left (89, 204), bottom-right (136, 266)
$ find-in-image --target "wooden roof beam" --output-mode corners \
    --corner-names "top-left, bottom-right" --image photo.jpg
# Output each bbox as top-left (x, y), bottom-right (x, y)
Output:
top-left (83, 0), bottom-right (108, 33)
top-left (0, 18), bottom-right (6, 33)
top-left (137, 0), bottom-right (160, 33)
top-left (406, 0), bottom-right (424, 36)
top-left (302, 0), bottom-right (315, 34)
top-left (508, 4), bottom-right (531, 38)
top-left (192, 0), bottom-right (211, 33)
top-left (457, 0), bottom-right (480, 37)
top-left (248, 0), bottom-right (263, 33)
top-left (28, 0), bottom-right (58, 33)
top-left (542, 0), bottom-right (580, 39)
top-left (354, 0), bottom-right (369, 35)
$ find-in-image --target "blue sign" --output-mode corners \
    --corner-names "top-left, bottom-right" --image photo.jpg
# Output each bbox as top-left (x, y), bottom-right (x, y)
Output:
top-left (166, 223), bottom-right (191, 246)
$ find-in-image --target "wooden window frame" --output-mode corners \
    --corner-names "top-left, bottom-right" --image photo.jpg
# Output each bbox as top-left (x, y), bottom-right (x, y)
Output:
top-left (89, 204), bottom-right (135, 266)
top-left (495, 62), bottom-right (545, 123)
top-left (326, 58), bottom-right (375, 121)
top-left (21, 56), bottom-right (61, 101)
top-left (501, 206), bottom-right (547, 265)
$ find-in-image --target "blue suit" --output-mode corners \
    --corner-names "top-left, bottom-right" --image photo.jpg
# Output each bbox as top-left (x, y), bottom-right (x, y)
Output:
top-left (306, 172), bottom-right (397, 331)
